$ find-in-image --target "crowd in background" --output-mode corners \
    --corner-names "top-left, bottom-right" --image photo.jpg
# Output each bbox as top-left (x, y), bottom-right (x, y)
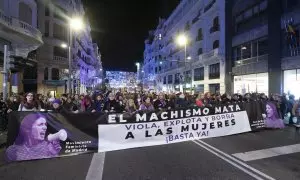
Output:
top-left (0, 90), bottom-right (299, 132)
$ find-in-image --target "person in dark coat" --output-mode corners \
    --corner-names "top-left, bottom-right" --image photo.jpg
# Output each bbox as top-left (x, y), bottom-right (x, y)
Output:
top-left (93, 94), bottom-right (105, 112)
top-left (167, 94), bottom-right (176, 109)
top-left (154, 93), bottom-right (168, 110)
top-left (176, 93), bottom-right (189, 108)
top-left (7, 96), bottom-right (19, 113)
top-left (103, 93), bottom-right (120, 113)
top-left (115, 94), bottom-right (126, 112)
top-left (280, 95), bottom-right (288, 119)
top-left (288, 95), bottom-right (296, 124)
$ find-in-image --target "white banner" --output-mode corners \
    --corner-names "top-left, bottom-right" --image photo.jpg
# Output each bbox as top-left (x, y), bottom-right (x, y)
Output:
top-left (98, 111), bottom-right (251, 152)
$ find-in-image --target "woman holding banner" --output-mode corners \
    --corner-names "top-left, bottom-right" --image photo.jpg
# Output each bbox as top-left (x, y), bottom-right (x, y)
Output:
top-left (139, 96), bottom-right (154, 111)
top-left (5, 113), bottom-right (65, 162)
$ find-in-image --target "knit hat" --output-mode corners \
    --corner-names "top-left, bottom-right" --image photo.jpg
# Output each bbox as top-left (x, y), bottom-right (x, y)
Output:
top-left (53, 99), bottom-right (61, 105)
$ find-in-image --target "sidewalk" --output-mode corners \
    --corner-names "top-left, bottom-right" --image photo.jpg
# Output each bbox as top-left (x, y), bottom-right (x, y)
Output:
top-left (0, 131), bottom-right (7, 149)
top-left (0, 131), bottom-right (7, 166)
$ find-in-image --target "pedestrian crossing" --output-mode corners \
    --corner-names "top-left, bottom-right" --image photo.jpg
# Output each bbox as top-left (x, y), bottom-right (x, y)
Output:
top-left (232, 143), bottom-right (300, 161)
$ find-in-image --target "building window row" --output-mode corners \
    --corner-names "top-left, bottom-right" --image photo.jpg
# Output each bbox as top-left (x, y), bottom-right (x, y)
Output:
top-left (161, 63), bottom-right (220, 85)
top-left (232, 37), bottom-right (268, 61)
top-left (234, 0), bottom-right (268, 34)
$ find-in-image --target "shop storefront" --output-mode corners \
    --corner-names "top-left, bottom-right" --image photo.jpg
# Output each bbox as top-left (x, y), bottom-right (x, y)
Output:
top-left (284, 69), bottom-right (300, 98)
top-left (234, 73), bottom-right (268, 95)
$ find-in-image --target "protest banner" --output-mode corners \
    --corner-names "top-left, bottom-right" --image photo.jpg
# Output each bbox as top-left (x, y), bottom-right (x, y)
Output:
top-left (5, 101), bottom-right (283, 162)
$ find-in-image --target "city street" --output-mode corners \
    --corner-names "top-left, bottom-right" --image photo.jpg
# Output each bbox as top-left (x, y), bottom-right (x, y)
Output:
top-left (1, 126), bottom-right (300, 180)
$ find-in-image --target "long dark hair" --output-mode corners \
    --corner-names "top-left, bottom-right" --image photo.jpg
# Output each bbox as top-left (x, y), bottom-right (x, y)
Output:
top-left (22, 92), bottom-right (39, 109)
top-left (81, 95), bottom-right (92, 111)
top-left (15, 113), bottom-right (46, 145)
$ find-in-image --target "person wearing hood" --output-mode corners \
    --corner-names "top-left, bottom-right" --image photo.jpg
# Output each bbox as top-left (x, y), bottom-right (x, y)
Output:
top-left (51, 99), bottom-right (63, 113)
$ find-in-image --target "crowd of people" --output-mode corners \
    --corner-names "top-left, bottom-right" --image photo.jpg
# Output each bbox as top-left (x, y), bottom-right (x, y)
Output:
top-left (0, 90), bottom-right (299, 132)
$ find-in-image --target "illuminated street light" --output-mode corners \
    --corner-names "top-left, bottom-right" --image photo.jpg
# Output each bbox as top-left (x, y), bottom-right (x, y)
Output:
top-left (176, 34), bottom-right (188, 47)
top-left (187, 56), bottom-right (192, 60)
top-left (70, 17), bottom-right (84, 31)
top-left (159, 61), bottom-right (163, 65)
top-left (61, 43), bottom-right (67, 49)
top-left (66, 17), bottom-right (84, 94)
top-left (241, 46), bottom-right (247, 50)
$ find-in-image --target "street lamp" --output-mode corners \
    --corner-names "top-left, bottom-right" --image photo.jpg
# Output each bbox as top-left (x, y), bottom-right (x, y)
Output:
top-left (70, 18), bottom-right (84, 31)
top-left (61, 43), bottom-right (67, 49)
top-left (176, 34), bottom-right (190, 93)
top-left (176, 34), bottom-right (188, 66)
top-left (67, 17), bottom-right (84, 94)
top-left (135, 62), bottom-right (140, 83)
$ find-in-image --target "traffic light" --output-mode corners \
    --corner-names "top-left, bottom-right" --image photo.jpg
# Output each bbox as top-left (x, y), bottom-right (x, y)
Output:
top-left (8, 56), bottom-right (26, 73)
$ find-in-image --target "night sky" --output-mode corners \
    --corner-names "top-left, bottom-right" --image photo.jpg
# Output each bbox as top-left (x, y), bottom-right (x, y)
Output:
top-left (83, 0), bottom-right (180, 72)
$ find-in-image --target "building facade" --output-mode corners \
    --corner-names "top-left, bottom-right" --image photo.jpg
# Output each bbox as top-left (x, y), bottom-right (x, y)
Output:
top-left (143, 0), bottom-right (226, 94)
top-left (36, 0), bottom-right (102, 96)
top-left (230, 0), bottom-right (300, 98)
top-left (0, 0), bottom-right (43, 94)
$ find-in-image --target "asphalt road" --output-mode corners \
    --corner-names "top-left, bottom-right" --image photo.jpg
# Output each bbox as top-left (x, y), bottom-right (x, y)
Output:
top-left (1, 126), bottom-right (300, 180)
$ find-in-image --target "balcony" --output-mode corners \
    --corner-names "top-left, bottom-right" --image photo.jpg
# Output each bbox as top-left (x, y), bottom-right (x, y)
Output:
top-left (204, 0), bottom-right (216, 13)
top-left (43, 80), bottom-right (66, 86)
top-left (53, 56), bottom-right (68, 66)
top-left (0, 10), bottom-right (43, 57)
top-left (199, 48), bottom-right (223, 65)
top-left (282, 50), bottom-right (300, 70)
top-left (232, 54), bottom-right (268, 75)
